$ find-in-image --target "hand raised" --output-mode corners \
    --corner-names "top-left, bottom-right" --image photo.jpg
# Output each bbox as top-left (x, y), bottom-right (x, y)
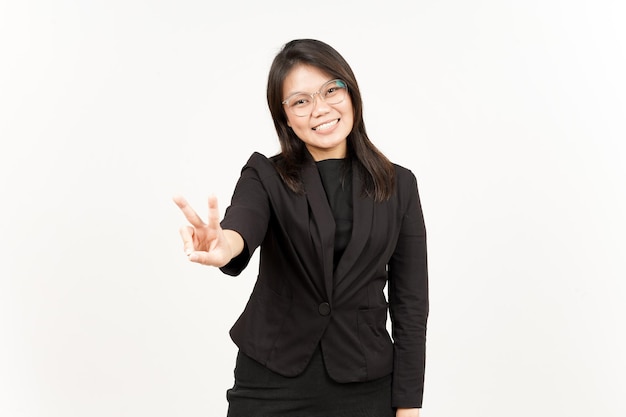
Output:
top-left (172, 194), bottom-right (236, 267)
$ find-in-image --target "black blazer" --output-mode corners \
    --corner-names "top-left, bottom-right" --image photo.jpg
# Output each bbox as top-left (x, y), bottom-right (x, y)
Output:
top-left (220, 152), bottom-right (428, 408)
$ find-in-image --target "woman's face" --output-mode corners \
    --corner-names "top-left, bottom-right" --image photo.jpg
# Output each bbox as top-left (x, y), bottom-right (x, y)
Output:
top-left (282, 65), bottom-right (354, 161)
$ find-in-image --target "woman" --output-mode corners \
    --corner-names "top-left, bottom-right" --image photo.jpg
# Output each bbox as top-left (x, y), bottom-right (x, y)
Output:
top-left (174, 39), bottom-right (428, 417)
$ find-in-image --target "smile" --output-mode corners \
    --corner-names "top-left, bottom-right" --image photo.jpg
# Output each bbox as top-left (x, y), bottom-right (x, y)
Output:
top-left (312, 119), bottom-right (339, 131)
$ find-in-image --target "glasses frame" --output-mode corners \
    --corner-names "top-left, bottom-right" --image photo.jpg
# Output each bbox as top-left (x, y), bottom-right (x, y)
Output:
top-left (281, 79), bottom-right (348, 117)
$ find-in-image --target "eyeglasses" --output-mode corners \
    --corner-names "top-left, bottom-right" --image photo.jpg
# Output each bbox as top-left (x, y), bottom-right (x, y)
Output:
top-left (282, 79), bottom-right (348, 117)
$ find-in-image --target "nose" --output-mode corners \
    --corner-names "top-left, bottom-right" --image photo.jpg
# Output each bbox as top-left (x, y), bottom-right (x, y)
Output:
top-left (311, 93), bottom-right (331, 117)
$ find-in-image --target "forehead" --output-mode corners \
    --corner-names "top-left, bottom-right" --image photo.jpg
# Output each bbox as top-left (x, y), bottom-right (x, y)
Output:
top-left (282, 64), bottom-right (333, 96)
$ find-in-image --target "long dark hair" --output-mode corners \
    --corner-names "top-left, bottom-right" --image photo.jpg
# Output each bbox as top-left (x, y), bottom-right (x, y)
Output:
top-left (266, 39), bottom-right (395, 202)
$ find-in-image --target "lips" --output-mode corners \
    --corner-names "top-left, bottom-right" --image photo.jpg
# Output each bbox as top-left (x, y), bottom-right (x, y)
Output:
top-left (312, 119), bottom-right (339, 131)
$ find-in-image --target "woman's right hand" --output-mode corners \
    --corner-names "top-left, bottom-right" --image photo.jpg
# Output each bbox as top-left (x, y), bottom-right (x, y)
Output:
top-left (172, 194), bottom-right (243, 267)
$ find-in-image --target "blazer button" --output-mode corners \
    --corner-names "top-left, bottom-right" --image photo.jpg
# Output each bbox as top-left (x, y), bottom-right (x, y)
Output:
top-left (318, 302), bottom-right (331, 316)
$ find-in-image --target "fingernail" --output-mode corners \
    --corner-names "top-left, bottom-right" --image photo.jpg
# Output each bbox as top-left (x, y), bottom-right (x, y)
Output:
top-left (189, 253), bottom-right (198, 262)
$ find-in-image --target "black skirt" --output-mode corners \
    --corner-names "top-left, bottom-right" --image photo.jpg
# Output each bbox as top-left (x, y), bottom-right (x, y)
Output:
top-left (226, 345), bottom-right (394, 417)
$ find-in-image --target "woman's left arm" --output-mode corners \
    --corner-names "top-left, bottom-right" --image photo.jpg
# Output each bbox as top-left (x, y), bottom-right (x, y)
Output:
top-left (388, 171), bottom-right (429, 408)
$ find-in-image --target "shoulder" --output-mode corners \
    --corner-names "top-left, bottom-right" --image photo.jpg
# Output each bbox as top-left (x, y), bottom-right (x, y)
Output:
top-left (392, 162), bottom-right (418, 189)
top-left (240, 152), bottom-right (281, 179)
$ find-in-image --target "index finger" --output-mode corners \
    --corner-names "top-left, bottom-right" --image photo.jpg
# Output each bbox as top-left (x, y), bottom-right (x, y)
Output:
top-left (172, 195), bottom-right (205, 228)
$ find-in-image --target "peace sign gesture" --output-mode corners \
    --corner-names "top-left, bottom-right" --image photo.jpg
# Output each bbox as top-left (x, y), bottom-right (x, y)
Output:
top-left (172, 194), bottom-right (244, 267)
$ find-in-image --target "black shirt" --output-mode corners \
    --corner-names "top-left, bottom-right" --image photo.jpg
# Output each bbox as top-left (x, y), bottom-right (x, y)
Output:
top-left (316, 158), bottom-right (353, 271)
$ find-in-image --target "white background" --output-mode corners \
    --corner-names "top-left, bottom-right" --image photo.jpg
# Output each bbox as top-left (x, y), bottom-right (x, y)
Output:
top-left (1, 1), bottom-right (625, 416)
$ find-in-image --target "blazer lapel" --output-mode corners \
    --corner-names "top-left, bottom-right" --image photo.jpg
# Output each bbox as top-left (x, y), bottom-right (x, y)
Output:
top-left (301, 160), bottom-right (336, 302)
top-left (335, 164), bottom-right (373, 281)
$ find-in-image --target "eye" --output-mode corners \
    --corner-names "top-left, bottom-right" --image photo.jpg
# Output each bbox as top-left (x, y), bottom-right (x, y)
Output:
top-left (289, 95), bottom-right (310, 108)
top-left (325, 85), bottom-right (343, 98)
top-left (324, 80), bottom-right (346, 98)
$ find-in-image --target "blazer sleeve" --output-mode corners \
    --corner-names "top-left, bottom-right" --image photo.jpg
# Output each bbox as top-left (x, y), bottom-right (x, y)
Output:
top-left (388, 171), bottom-right (429, 408)
top-left (219, 154), bottom-right (271, 276)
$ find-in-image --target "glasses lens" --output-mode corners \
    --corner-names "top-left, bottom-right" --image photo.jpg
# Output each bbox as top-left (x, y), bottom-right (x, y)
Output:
top-left (322, 80), bottom-right (347, 105)
top-left (287, 94), bottom-right (313, 117)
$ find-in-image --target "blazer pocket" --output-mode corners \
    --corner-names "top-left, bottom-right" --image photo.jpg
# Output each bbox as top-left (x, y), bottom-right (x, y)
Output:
top-left (357, 305), bottom-right (393, 378)
top-left (230, 282), bottom-right (292, 363)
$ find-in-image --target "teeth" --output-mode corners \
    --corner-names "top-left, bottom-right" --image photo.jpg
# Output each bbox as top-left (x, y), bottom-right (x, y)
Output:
top-left (313, 119), bottom-right (338, 131)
